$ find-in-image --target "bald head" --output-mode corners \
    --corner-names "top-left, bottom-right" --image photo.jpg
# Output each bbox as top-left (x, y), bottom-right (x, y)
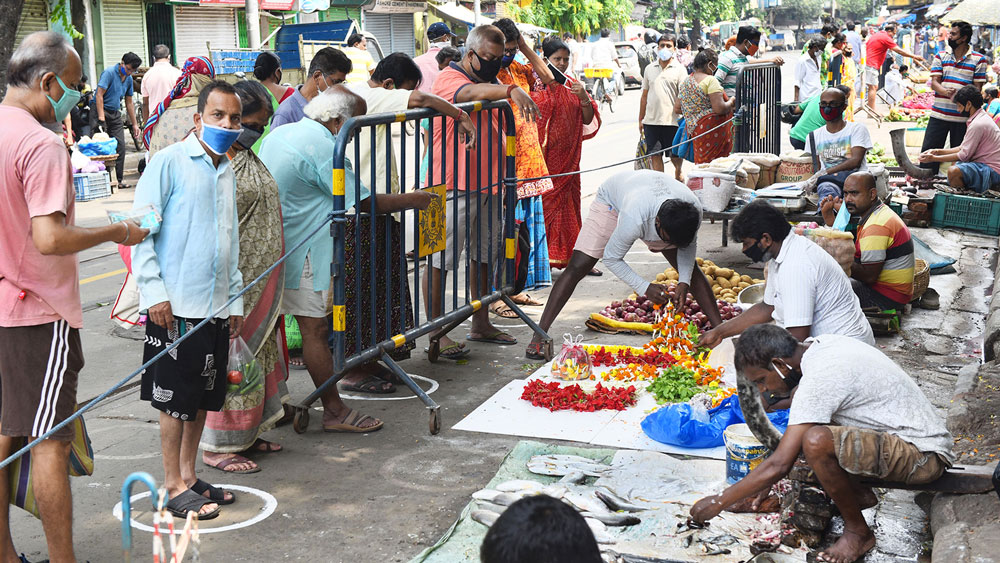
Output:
top-left (820, 87), bottom-right (846, 105)
top-left (843, 172), bottom-right (878, 215)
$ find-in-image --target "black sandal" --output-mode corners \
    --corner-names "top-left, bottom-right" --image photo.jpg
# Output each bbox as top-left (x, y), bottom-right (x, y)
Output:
top-left (166, 488), bottom-right (221, 520)
top-left (191, 478), bottom-right (236, 505)
top-left (340, 374), bottom-right (395, 394)
top-left (525, 341), bottom-right (546, 361)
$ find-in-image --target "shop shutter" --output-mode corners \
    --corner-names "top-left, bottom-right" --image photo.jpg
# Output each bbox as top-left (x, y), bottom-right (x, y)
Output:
top-left (364, 13), bottom-right (414, 57)
top-left (173, 5), bottom-right (238, 62)
top-left (100, 0), bottom-right (148, 72)
top-left (14, 0), bottom-right (49, 51)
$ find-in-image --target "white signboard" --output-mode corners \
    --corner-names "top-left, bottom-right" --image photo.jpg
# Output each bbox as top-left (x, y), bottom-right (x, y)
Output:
top-left (368, 0), bottom-right (427, 13)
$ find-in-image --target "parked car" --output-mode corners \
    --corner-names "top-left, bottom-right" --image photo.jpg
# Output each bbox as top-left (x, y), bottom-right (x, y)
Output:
top-left (615, 41), bottom-right (642, 90)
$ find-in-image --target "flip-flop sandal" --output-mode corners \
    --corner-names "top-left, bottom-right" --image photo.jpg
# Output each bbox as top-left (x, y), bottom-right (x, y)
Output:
top-left (289, 356), bottom-right (307, 371)
top-left (489, 301), bottom-right (519, 319)
top-left (587, 268), bottom-right (603, 276)
top-left (191, 478), bottom-right (236, 505)
top-left (165, 489), bottom-right (221, 520)
top-left (466, 330), bottom-right (517, 345)
top-left (424, 343), bottom-right (470, 360)
top-left (247, 438), bottom-right (283, 454)
top-left (510, 294), bottom-right (544, 306)
top-left (340, 374), bottom-right (396, 394)
top-left (324, 409), bottom-right (384, 433)
top-left (525, 341), bottom-right (546, 360)
top-left (205, 453), bottom-right (261, 474)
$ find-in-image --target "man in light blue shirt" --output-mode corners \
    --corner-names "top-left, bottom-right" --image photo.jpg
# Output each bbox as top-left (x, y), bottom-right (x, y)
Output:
top-left (132, 80), bottom-right (245, 521)
top-left (261, 85), bottom-right (434, 429)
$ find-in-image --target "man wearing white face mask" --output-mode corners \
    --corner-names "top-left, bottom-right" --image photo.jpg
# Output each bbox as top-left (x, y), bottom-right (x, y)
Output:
top-left (414, 22), bottom-right (455, 94)
top-left (271, 46), bottom-right (352, 129)
top-left (132, 80), bottom-right (247, 520)
top-left (639, 34), bottom-right (687, 180)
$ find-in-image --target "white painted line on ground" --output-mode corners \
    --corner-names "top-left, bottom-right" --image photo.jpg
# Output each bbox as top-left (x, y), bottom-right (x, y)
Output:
top-left (334, 373), bottom-right (439, 402)
top-left (113, 484), bottom-right (277, 534)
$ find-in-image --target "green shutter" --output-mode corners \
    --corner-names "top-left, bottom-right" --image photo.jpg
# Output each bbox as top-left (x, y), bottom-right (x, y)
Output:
top-left (99, 0), bottom-right (149, 74)
top-left (14, 0), bottom-right (49, 51)
top-left (237, 9), bottom-right (249, 48)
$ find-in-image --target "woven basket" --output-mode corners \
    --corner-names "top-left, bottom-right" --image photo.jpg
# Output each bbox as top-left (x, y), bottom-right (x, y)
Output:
top-left (912, 259), bottom-right (929, 301)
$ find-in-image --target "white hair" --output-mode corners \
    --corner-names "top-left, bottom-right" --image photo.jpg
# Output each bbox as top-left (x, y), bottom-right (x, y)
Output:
top-left (466, 25), bottom-right (505, 54)
top-left (303, 87), bottom-right (359, 123)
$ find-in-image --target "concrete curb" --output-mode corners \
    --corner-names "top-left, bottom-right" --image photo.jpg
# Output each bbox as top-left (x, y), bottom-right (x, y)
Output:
top-left (985, 235), bottom-right (1000, 362)
top-left (945, 364), bottom-right (980, 435)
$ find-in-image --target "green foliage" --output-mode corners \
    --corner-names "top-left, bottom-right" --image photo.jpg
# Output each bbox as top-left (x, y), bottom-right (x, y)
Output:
top-left (508, 0), bottom-right (634, 35)
top-left (646, 365), bottom-right (701, 404)
top-left (778, 0), bottom-right (823, 28)
top-left (836, 0), bottom-right (874, 21)
top-left (49, 0), bottom-right (83, 40)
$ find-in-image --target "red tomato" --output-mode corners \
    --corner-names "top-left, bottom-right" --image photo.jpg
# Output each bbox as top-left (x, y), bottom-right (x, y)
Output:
top-left (227, 370), bottom-right (243, 384)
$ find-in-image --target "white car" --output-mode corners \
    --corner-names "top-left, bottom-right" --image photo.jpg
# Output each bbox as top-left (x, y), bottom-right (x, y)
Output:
top-left (615, 42), bottom-right (642, 90)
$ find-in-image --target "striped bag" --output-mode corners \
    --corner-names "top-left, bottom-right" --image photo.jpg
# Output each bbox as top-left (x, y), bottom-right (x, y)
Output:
top-left (8, 408), bottom-right (95, 518)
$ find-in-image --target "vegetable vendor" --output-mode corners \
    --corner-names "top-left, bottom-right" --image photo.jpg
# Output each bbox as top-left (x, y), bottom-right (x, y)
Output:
top-left (700, 200), bottom-right (874, 381)
top-left (690, 324), bottom-right (954, 563)
top-left (526, 169), bottom-right (722, 360)
top-left (918, 85), bottom-right (1000, 193)
top-left (820, 172), bottom-right (915, 311)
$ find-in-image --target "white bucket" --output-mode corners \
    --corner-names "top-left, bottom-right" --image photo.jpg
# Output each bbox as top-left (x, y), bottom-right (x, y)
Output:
top-left (687, 171), bottom-right (737, 213)
top-left (724, 423), bottom-right (768, 484)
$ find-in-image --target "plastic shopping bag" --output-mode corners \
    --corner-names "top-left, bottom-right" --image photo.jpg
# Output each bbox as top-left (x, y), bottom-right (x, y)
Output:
top-left (226, 337), bottom-right (263, 396)
top-left (673, 118), bottom-right (695, 163)
top-left (634, 132), bottom-right (653, 170)
top-left (77, 138), bottom-right (118, 156)
top-left (550, 334), bottom-right (593, 381)
top-left (640, 396), bottom-right (789, 449)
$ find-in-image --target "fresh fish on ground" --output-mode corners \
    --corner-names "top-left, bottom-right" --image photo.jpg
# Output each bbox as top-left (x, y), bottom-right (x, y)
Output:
top-left (527, 455), bottom-right (612, 477)
top-left (495, 479), bottom-right (545, 493)
top-left (591, 528), bottom-right (616, 545)
top-left (563, 489), bottom-right (614, 515)
top-left (603, 550), bottom-right (692, 562)
top-left (490, 492), bottom-right (528, 506)
top-left (699, 534), bottom-right (739, 547)
top-left (471, 509), bottom-right (499, 527)
top-left (595, 487), bottom-right (648, 512)
top-left (472, 489), bottom-right (502, 502)
top-left (581, 511), bottom-right (641, 527)
top-left (476, 500), bottom-right (508, 514)
top-left (584, 516), bottom-right (608, 535)
top-left (559, 470), bottom-right (587, 484)
top-left (701, 542), bottom-right (731, 556)
top-left (541, 483), bottom-right (568, 499)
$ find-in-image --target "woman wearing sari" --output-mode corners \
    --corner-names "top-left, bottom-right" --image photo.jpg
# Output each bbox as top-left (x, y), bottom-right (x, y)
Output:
top-left (200, 81), bottom-right (289, 473)
top-left (251, 52), bottom-right (295, 153)
top-left (531, 38), bottom-right (601, 270)
top-left (143, 56), bottom-right (216, 157)
top-left (677, 49), bottom-right (734, 164)
top-left (494, 20), bottom-right (556, 318)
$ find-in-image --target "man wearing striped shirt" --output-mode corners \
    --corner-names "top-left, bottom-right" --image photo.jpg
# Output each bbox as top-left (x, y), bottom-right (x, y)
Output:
top-left (821, 172), bottom-right (914, 310)
top-left (920, 21), bottom-right (988, 172)
top-left (715, 25), bottom-right (784, 99)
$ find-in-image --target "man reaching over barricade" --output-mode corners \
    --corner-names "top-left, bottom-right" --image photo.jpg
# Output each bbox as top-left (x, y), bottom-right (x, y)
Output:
top-left (690, 324), bottom-right (954, 563)
top-left (260, 86), bottom-right (435, 427)
top-left (525, 170), bottom-right (721, 360)
top-left (699, 200), bottom-right (874, 359)
top-left (133, 80), bottom-right (246, 520)
top-left (424, 24), bottom-right (541, 360)
top-left (0, 32), bottom-right (148, 562)
top-left (821, 172), bottom-right (915, 311)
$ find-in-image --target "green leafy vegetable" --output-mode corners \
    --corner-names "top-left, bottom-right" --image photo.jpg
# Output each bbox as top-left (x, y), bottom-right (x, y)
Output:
top-left (646, 365), bottom-right (700, 404)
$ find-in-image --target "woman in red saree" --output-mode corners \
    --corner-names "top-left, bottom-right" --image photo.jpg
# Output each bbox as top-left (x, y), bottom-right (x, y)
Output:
top-left (677, 49), bottom-right (734, 164)
top-left (531, 38), bottom-right (601, 270)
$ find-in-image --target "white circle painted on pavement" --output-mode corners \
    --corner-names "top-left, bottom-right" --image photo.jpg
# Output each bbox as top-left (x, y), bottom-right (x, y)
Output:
top-left (113, 484), bottom-right (276, 534)
top-left (90, 422), bottom-right (162, 461)
top-left (332, 373), bottom-right (439, 402)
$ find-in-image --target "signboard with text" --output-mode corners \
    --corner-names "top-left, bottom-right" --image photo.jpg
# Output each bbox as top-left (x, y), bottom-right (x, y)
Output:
top-left (367, 0), bottom-right (427, 13)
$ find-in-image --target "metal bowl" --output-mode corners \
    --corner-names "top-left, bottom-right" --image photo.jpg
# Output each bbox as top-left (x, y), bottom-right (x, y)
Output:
top-left (736, 283), bottom-right (765, 309)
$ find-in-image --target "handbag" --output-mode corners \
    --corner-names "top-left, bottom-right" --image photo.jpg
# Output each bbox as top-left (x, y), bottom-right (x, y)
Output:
top-left (9, 407), bottom-right (95, 518)
top-left (634, 132), bottom-right (653, 170)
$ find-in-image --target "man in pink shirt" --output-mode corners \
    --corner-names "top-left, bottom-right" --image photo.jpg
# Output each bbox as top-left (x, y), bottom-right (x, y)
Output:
top-left (141, 44), bottom-right (182, 114)
top-left (0, 32), bottom-right (147, 562)
top-left (919, 85), bottom-right (1000, 193)
top-left (413, 22), bottom-right (455, 94)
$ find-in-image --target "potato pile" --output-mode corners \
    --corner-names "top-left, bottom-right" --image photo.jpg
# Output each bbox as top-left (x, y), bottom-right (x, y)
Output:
top-left (652, 258), bottom-right (764, 304)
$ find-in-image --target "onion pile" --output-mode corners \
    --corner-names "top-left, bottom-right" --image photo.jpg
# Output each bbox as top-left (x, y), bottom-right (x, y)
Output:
top-left (598, 287), bottom-right (741, 330)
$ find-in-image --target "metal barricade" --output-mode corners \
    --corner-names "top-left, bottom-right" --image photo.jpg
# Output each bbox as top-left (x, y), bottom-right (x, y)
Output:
top-left (288, 100), bottom-right (551, 435)
top-left (733, 62), bottom-right (782, 155)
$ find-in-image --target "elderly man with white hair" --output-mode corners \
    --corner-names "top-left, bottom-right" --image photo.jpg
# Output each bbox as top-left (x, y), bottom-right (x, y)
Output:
top-left (0, 31), bottom-right (148, 562)
top-left (259, 85), bottom-right (434, 432)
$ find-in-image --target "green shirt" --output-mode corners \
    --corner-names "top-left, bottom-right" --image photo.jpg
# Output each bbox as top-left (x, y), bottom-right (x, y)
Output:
top-left (789, 94), bottom-right (827, 142)
top-left (251, 88), bottom-right (281, 154)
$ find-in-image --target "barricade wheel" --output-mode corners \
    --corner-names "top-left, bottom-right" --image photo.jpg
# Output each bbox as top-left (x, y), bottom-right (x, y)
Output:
top-left (427, 340), bottom-right (440, 363)
top-left (429, 408), bottom-right (441, 435)
top-left (292, 407), bottom-right (310, 434)
top-left (543, 340), bottom-right (554, 361)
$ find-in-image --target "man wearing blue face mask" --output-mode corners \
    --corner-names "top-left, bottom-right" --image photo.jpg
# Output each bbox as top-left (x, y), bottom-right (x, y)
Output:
top-left (639, 34), bottom-right (687, 180)
top-left (132, 80), bottom-right (247, 521)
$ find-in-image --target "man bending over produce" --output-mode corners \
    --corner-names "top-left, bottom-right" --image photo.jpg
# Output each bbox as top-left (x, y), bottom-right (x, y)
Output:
top-left (820, 172), bottom-right (914, 310)
top-left (690, 324), bottom-right (954, 563)
top-left (525, 169), bottom-right (721, 359)
top-left (700, 200), bottom-right (874, 354)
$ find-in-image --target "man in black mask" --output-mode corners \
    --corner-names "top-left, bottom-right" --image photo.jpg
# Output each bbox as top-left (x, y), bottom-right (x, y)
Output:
top-left (424, 24), bottom-right (540, 360)
top-left (920, 20), bottom-right (989, 172)
top-left (699, 200), bottom-right (873, 357)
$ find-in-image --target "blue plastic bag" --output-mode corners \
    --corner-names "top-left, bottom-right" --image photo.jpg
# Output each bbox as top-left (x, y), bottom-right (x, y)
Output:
top-left (78, 138), bottom-right (118, 157)
top-left (640, 396), bottom-right (789, 449)
top-left (672, 119), bottom-right (695, 163)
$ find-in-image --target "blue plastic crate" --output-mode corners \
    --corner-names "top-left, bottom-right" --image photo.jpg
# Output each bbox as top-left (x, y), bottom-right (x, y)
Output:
top-left (73, 172), bottom-right (111, 202)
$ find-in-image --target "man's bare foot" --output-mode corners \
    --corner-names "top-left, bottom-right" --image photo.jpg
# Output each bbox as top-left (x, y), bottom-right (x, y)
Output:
top-left (202, 451), bottom-right (260, 473)
top-left (816, 528), bottom-right (876, 563)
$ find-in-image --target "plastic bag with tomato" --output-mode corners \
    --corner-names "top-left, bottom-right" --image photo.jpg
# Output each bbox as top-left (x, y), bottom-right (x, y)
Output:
top-left (550, 334), bottom-right (593, 381)
top-left (226, 336), bottom-right (263, 395)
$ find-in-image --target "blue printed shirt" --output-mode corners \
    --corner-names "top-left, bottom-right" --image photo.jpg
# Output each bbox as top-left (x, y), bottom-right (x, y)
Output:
top-left (97, 64), bottom-right (134, 112)
top-left (132, 133), bottom-right (243, 318)
top-left (259, 118), bottom-right (367, 291)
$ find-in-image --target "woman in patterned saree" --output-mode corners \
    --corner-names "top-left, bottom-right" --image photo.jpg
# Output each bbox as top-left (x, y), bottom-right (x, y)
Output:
top-left (200, 81), bottom-right (289, 473)
top-left (531, 38), bottom-right (601, 271)
top-left (677, 49), bottom-right (734, 164)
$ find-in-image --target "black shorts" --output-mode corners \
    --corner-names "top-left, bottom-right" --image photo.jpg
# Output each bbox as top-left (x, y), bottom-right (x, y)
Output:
top-left (644, 124), bottom-right (679, 156)
top-left (140, 317), bottom-right (229, 421)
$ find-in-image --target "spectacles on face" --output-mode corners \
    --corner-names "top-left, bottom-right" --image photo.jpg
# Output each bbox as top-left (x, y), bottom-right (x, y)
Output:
top-left (819, 101), bottom-right (846, 109)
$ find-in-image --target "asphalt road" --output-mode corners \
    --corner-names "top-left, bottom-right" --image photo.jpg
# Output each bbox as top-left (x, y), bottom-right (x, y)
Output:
top-left (10, 51), bottom-right (829, 561)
